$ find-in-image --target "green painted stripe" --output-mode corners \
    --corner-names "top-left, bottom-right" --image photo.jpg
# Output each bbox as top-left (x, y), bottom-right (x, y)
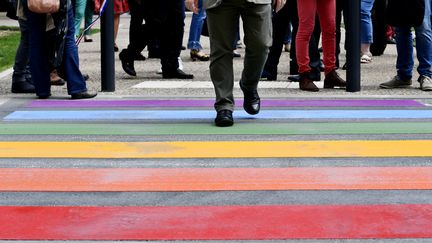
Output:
top-left (0, 122), bottom-right (431, 135)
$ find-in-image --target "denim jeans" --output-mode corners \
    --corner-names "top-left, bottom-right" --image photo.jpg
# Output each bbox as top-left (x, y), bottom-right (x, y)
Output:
top-left (283, 22), bottom-right (292, 44)
top-left (395, 0), bottom-right (432, 80)
top-left (360, 0), bottom-right (375, 44)
top-left (27, 1), bottom-right (87, 96)
top-left (187, 0), bottom-right (206, 50)
top-left (12, 19), bottom-right (30, 83)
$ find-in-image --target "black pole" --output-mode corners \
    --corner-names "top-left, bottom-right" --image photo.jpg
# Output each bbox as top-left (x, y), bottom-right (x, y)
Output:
top-left (346, 0), bottom-right (361, 92)
top-left (100, 0), bottom-right (115, 91)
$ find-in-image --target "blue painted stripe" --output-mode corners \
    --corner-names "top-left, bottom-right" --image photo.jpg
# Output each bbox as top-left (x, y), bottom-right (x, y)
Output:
top-left (5, 110), bottom-right (432, 120)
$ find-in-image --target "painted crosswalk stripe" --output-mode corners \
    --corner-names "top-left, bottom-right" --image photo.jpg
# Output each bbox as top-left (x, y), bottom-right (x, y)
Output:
top-left (1, 140), bottom-right (432, 158)
top-left (6, 109), bottom-right (432, 120)
top-left (132, 80), bottom-right (293, 89)
top-left (1, 167), bottom-right (431, 191)
top-left (1, 205), bottom-right (432, 240)
top-left (1, 122), bottom-right (432, 135)
top-left (27, 99), bottom-right (425, 108)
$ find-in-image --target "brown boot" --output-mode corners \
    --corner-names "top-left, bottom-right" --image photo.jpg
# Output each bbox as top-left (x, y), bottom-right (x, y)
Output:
top-left (299, 72), bottom-right (319, 92)
top-left (324, 70), bottom-right (346, 88)
top-left (50, 69), bottom-right (66, 86)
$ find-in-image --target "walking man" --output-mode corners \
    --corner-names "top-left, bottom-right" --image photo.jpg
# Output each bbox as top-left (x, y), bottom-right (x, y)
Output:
top-left (187, 0), bottom-right (284, 127)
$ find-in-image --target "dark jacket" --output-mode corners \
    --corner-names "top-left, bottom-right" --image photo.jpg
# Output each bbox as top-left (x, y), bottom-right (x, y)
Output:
top-left (386, 0), bottom-right (425, 27)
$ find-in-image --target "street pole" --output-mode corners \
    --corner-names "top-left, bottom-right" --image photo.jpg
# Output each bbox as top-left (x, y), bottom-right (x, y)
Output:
top-left (346, 0), bottom-right (361, 92)
top-left (100, 0), bottom-right (115, 92)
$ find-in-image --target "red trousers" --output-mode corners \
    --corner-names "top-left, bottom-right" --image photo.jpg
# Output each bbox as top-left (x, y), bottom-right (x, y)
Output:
top-left (296, 0), bottom-right (336, 75)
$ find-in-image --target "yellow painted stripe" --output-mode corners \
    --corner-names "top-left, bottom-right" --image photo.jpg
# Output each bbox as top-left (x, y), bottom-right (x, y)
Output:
top-left (1, 140), bottom-right (432, 158)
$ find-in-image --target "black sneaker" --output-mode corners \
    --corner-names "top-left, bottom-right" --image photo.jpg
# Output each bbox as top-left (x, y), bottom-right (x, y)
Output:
top-left (11, 81), bottom-right (36, 93)
top-left (119, 49), bottom-right (136, 76)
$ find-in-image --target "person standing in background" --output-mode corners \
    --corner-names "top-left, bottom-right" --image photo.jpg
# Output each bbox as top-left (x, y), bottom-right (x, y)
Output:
top-left (120, 0), bottom-right (194, 79)
top-left (296, 0), bottom-right (346, 92)
top-left (360, 0), bottom-right (375, 63)
top-left (25, 0), bottom-right (97, 99)
top-left (73, 0), bottom-right (94, 41)
top-left (380, 0), bottom-right (432, 91)
top-left (95, 0), bottom-right (128, 51)
top-left (188, 0), bottom-right (210, 61)
top-left (7, 0), bottom-right (35, 93)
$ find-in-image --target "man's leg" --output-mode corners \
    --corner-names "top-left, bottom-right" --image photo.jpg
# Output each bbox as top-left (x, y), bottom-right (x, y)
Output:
top-left (394, 27), bottom-right (414, 81)
top-left (240, 2), bottom-right (272, 90)
top-left (415, 0), bottom-right (432, 90)
top-left (12, 18), bottom-right (35, 93)
top-left (206, 0), bottom-right (239, 112)
top-left (119, 0), bottom-right (147, 76)
top-left (415, 0), bottom-right (432, 79)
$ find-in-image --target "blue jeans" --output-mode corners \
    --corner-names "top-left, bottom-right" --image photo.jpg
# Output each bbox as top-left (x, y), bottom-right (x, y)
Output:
top-left (360, 0), bottom-right (375, 44)
top-left (187, 0), bottom-right (206, 50)
top-left (12, 19), bottom-right (30, 83)
top-left (395, 0), bottom-right (432, 80)
top-left (283, 22), bottom-right (292, 44)
top-left (27, 1), bottom-right (87, 96)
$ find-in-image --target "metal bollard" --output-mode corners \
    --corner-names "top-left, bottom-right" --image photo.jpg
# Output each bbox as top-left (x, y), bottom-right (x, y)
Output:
top-left (100, 0), bottom-right (115, 92)
top-left (346, 0), bottom-right (361, 92)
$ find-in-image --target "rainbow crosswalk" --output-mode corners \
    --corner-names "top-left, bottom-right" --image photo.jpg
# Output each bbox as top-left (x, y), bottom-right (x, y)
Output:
top-left (1, 98), bottom-right (432, 241)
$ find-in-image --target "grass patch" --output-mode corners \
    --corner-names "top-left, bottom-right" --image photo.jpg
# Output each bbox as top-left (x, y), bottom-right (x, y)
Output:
top-left (0, 26), bottom-right (20, 31)
top-left (77, 28), bottom-right (100, 36)
top-left (0, 30), bottom-right (20, 72)
top-left (0, 27), bottom-right (100, 72)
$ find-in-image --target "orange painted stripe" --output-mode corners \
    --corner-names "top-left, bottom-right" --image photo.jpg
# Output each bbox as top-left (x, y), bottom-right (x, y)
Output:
top-left (1, 167), bottom-right (432, 191)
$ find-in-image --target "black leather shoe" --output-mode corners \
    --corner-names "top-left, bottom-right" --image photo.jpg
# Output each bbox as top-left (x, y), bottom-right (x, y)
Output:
top-left (71, 91), bottom-right (97, 99)
top-left (240, 83), bottom-right (260, 115)
top-left (215, 110), bottom-right (234, 127)
top-left (148, 51), bottom-right (161, 59)
top-left (134, 53), bottom-right (146, 61)
top-left (119, 49), bottom-right (136, 76)
top-left (11, 81), bottom-right (36, 93)
top-left (84, 36), bottom-right (93, 42)
top-left (37, 94), bottom-right (51, 99)
top-left (261, 70), bottom-right (277, 81)
top-left (162, 69), bottom-right (194, 79)
top-left (82, 73), bottom-right (90, 81)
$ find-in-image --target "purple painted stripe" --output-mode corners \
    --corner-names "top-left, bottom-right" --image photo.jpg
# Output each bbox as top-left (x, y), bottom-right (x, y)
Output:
top-left (27, 99), bottom-right (424, 108)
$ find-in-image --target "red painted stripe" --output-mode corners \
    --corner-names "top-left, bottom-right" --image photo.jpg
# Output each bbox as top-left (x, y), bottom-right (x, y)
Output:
top-left (1, 205), bottom-right (432, 240)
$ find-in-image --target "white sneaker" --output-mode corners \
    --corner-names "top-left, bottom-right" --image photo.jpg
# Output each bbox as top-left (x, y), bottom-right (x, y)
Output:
top-left (419, 75), bottom-right (432, 91)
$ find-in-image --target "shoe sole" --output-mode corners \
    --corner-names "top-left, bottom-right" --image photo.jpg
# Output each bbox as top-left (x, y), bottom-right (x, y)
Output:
top-left (215, 119), bottom-right (234, 127)
top-left (379, 84), bottom-right (411, 89)
top-left (12, 90), bottom-right (36, 94)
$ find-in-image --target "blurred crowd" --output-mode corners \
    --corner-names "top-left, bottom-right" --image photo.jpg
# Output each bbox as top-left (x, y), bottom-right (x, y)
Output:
top-left (5, 0), bottom-right (432, 126)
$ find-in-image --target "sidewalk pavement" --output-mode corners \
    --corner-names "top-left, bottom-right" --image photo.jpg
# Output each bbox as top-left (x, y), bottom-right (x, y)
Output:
top-left (0, 13), bottom-right (430, 99)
